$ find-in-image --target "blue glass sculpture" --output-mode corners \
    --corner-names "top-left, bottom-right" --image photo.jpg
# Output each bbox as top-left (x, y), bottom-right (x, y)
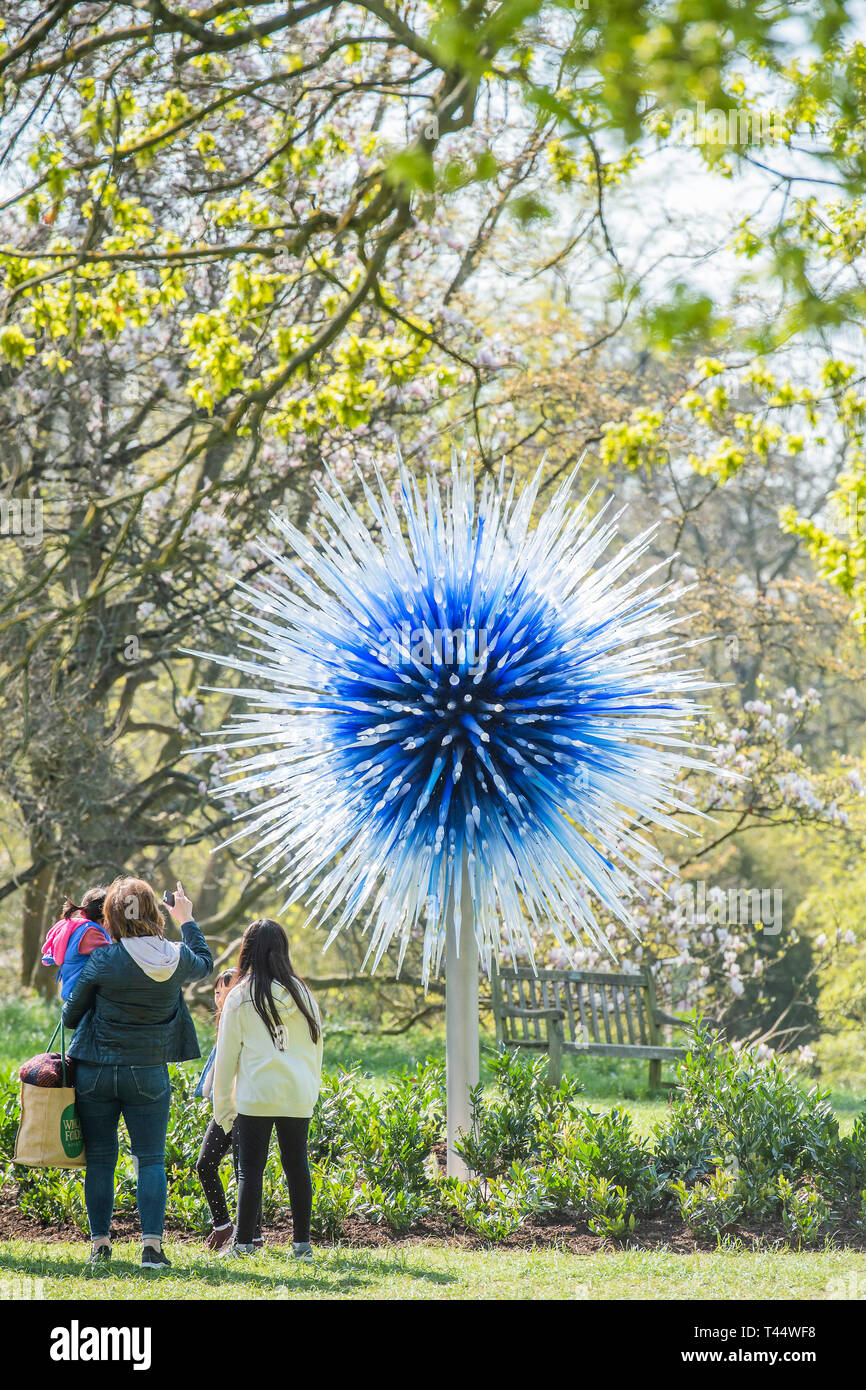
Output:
top-left (197, 457), bottom-right (707, 983)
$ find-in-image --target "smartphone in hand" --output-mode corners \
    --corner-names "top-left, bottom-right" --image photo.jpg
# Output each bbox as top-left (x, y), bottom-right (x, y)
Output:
top-left (165, 882), bottom-right (193, 924)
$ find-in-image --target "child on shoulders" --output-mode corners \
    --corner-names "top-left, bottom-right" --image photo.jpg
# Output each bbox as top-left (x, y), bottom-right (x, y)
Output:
top-left (41, 887), bottom-right (112, 999)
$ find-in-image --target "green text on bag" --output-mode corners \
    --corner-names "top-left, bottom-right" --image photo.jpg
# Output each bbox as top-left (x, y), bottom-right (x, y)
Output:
top-left (60, 1105), bottom-right (84, 1158)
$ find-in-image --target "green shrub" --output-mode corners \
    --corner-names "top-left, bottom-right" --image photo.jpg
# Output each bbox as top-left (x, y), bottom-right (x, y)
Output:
top-left (309, 1163), bottom-right (359, 1240)
top-left (16, 1169), bottom-right (87, 1232)
top-left (0, 1082), bottom-right (21, 1161)
top-left (560, 1107), bottom-right (662, 1213)
top-left (670, 1168), bottom-right (743, 1241)
top-left (656, 1022), bottom-right (840, 1195)
top-left (531, 1103), bottom-right (662, 1232)
top-left (777, 1174), bottom-right (831, 1248)
top-left (813, 1113), bottom-right (866, 1206)
top-left (164, 1188), bottom-right (210, 1235)
top-left (455, 1046), bottom-right (583, 1178)
top-left (534, 1151), bottom-right (583, 1212)
top-left (732, 1157), bottom-right (783, 1220)
top-left (440, 1164), bottom-right (537, 1242)
top-left (653, 1115), bottom-right (718, 1187)
top-left (358, 1181), bottom-right (431, 1233)
top-left (347, 1060), bottom-right (444, 1192)
top-left (579, 1175), bottom-right (636, 1238)
top-left (2, 1015), bottom-right (865, 1244)
top-left (308, 1066), bottom-right (365, 1165)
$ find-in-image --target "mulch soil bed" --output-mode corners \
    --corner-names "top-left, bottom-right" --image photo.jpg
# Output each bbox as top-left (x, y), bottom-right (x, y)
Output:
top-left (3, 1187), bottom-right (866, 1254)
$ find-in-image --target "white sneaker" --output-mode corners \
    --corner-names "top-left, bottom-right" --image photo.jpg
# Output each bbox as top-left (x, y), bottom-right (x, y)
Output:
top-left (292, 1242), bottom-right (313, 1262)
top-left (219, 1242), bottom-right (256, 1259)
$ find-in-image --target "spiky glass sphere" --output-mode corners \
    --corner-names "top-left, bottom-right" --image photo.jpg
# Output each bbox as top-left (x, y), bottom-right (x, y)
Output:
top-left (198, 459), bottom-right (706, 982)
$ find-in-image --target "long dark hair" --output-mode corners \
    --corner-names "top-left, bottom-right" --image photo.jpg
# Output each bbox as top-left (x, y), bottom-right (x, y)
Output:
top-left (232, 919), bottom-right (320, 1045)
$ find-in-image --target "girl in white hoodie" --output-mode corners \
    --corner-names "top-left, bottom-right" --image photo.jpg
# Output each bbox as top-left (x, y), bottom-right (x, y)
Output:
top-left (212, 918), bottom-right (323, 1259)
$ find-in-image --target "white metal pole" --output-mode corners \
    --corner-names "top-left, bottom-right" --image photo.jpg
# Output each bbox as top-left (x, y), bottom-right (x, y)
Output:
top-left (445, 853), bottom-right (479, 1179)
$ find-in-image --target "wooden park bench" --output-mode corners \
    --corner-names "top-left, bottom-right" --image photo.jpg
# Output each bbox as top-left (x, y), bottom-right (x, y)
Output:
top-left (490, 965), bottom-right (686, 1090)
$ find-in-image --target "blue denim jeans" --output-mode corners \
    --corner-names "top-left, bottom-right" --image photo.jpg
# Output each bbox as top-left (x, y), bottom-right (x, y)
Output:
top-left (75, 1062), bottom-right (171, 1240)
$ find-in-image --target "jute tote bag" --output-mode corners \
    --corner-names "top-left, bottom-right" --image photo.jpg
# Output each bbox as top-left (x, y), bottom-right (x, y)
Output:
top-left (13, 1021), bottom-right (86, 1170)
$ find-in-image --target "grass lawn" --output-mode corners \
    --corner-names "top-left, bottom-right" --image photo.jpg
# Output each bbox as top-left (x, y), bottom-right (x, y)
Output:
top-left (2, 1238), bottom-right (865, 1300)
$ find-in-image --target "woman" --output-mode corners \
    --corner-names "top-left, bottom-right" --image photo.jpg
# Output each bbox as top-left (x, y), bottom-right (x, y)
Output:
top-left (63, 877), bottom-right (213, 1270)
top-left (212, 919), bottom-right (323, 1260)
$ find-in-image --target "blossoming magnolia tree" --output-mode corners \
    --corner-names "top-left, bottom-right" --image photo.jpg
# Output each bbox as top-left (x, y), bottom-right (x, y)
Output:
top-left (528, 685), bottom-right (864, 1060)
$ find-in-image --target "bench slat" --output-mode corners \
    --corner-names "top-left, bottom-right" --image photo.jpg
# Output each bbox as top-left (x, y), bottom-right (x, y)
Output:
top-left (528, 973), bottom-right (541, 1042)
top-left (563, 1043), bottom-right (684, 1060)
top-left (501, 973), bottom-right (515, 1043)
top-left (497, 1040), bottom-right (682, 1060)
top-left (498, 968), bottom-right (648, 988)
top-left (561, 975), bottom-right (577, 1043)
top-left (635, 984), bottom-right (649, 1044)
top-left (572, 978), bottom-right (589, 1047)
top-left (499, 1006), bottom-right (564, 1020)
top-left (623, 985), bottom-right (637, 1044)
top-left (583, 978), bottom-right (601, 1045)
top-left (612, 986), bottom-right (625, 1045)
top-left (538, 973), bottom-right (551, 1044)
top-left (507, 973), bottom-right (522, 1042)
top-left (598, 983), bottom-right (613, 1044)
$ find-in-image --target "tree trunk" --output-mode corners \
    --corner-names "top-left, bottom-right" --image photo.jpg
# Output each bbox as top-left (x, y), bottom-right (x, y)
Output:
top-left (195, 852), bottom-right (227, 925)
top-left (21, 845), bottom-right (57, 994)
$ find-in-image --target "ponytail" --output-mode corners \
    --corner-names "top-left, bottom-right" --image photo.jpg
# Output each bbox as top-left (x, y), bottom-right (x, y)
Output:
top-left (63, 885), bottom-right (109, 927)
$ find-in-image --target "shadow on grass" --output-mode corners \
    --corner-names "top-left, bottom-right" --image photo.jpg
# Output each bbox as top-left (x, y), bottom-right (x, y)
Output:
top-left (0, 1244), bottom-right (456, 1295)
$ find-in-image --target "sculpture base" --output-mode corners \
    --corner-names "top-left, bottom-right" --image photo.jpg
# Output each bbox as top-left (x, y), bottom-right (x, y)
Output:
top-left (445, 861), bottom-right (479, 1179)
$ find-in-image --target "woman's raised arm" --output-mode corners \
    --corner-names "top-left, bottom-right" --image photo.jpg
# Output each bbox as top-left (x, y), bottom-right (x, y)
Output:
top-left (169, 879), bottom-right (213, 981)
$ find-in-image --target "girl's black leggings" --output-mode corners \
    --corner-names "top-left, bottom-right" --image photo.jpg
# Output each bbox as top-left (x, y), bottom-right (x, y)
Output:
top-left (196, 1117), bottom-right (261, 1237)
top-left (235, 1115), bottom-right (311, 1245)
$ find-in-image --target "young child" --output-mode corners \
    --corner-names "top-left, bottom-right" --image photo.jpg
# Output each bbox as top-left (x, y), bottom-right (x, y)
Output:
top-left (212, 918), bottom-right (322, 1261)
top-left (194, 968), bottom-right (263, 1251)
top-left (41, 887), bottom-right (112, 999)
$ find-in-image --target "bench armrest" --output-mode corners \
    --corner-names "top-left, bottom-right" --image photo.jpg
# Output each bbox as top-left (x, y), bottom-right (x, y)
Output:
top-left (653, 1009), bottom-right (724, 1031)
top-left (653, 1008), bottom-right (688, 1028)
